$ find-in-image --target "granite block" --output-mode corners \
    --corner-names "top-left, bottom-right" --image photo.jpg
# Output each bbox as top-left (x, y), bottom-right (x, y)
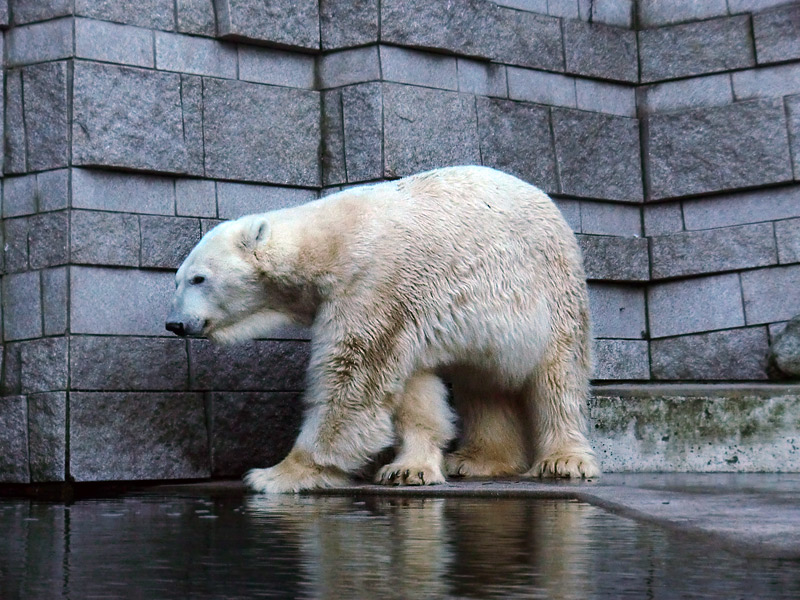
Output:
top-left (553, 198), bottom-right (581, 232)
top-left (72, 169), bottom-right (175, 215)
top-left (28, 211), bottom-right (68, 269)
top-left (320, 0), bottom-right (379, 50)
top-left (215, 0), bottom-right (319, 50)
top-left (20, 336), bottom-right (68, 393)
top-left (27, 392), bottom-right (66, 482)
top-left (741, 264), bottom-right (800, 325)
top-left (547, 0), bottom-right (579, 18)
top-left (587, 0), bottom-right (634, 28)
top-left (74, 0), bottom-right (175, 30)
top-left (592, 339), bottom-right (650, 380)
top-left (380, 46), bottom-right (458, 90)
top-left (643, 203), bottom-right (684, 236)
top-left (37, 169), bottom-right (69, 212)
top-left (318, 46), bottom-right (381, 90)
top-left (176, 179), bottom-right (217, 218)
top-left (5, 69), bottom-right (27, 174)
top-left (216, 183), bottom-right (316, 220)
top-left (753, 4), bottom-right (800, 64)
top-left (476, 97), bottom-right (557, 192)
top-left (2, 345), bottom-right (21, 395)
top-left (3, 217), bottom-right (30, 273)
top-left (321, 90), bottom-right (347, 186)
top-left (785, 95), bottom-right (800, 179)
top-left (563, 20), bottom-right (637, 82)
top-left (457, 59), bottom-right (508, 97)
top-left (6, 18), bottom-right (73, 67)
top-left (11, 0), bottom-right (72, 24)
top-left (581, 201), bottom-right (642, 236)
top-left (71, 210), bottom-right (141, 267)
top-left (578, 235), bottom-right (650, 281)
top-left (639, 74), bottom-right (734, 114)
top-left (575, 79), bottom-right (636, 117)
top-left (176, 0), bottom-right (216, 36)
top-left (342, 82), bottom-right (384, 183)
top-left (0, 396), bottom-right (29, 483)
top-left (42, 268), bottom-right (67, 336)
top-left (2, 175), bottom-right (36, 217)
top-left (775, 218), bottom-right (800, 264)
top-left (638, 0), bottom-right (729, 28)
top-left (75, 17), bottom-right (155, 68)
top-left (728, 0), bottom-right (794, 13)
top-left (588, 283), bottom-right (647, 339)
top-left (507, 67), bottom-right (576, 107)
top-left (155, 32), bottom-right (237, 78)
top-left (239, 46), bottom-right (316, 89)
top-left (3, 271), bottom-right (42, 341)
top-left (733, 64), bottom-right (800, 100)
top-left (683, 185), bottom-right (800, 230)
top-left (140, 216), bottom-right (202, 269)
top-left (23, 62), bottom-right (70, 171)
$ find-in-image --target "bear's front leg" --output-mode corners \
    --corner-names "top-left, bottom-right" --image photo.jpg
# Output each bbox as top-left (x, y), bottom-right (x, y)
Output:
top-left (244, 448), bottom-right (349, 493)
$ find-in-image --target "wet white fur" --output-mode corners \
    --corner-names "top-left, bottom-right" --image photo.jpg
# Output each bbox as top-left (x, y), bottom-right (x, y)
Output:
top-left (172, 166), bottom-right (599, 492)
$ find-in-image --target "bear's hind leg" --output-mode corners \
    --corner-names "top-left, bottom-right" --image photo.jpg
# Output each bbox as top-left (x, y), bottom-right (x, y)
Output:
top-left (376, 372), bottom-right (455, 486)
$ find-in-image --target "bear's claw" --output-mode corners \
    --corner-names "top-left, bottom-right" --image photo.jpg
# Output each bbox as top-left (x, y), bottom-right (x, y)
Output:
top-left (527, 453), bottom-right (600, 479)
top-left (375, 463), bottom-right (444, 486)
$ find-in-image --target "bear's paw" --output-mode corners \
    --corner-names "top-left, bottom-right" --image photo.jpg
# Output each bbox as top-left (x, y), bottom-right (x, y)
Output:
top-left (527, 452), bottom-right (600, 479)
top-left (375, 461), bottom-right (446, 486)
top-left (244, 451), bottom-right (350, 493)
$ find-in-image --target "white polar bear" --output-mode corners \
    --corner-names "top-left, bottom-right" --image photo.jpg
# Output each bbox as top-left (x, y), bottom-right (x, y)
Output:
top-left (166, 166), bottom-right (599, 492)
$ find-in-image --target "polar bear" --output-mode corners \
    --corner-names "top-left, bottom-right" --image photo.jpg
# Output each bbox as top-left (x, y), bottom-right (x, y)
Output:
top-left (166, 166), bottom-right (599, 492)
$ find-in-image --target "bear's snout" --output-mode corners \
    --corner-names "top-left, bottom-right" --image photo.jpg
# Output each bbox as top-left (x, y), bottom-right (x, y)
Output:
top-left (165, 321), bottom-right (186, 336)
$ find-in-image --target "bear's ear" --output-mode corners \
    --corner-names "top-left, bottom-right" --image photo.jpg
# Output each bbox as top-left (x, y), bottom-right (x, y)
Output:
top-left (242, 216), bottom-right (270, 250)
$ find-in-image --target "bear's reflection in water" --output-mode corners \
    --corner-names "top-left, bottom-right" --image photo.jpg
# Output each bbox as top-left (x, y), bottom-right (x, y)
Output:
top-left (245, 495), bottom-right (592, 600)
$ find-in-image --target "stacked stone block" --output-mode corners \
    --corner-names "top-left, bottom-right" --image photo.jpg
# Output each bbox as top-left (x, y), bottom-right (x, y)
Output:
top-left (1, 0), bottom-right (799, 483)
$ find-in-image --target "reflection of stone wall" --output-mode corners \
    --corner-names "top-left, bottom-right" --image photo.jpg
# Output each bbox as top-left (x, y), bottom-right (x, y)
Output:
top-left (1, 0), bottom-right (799, 483)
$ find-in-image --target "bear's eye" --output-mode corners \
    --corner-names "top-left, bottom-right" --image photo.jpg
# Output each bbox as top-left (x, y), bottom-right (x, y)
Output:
top-left (190, 275), bottom-right (206, 285)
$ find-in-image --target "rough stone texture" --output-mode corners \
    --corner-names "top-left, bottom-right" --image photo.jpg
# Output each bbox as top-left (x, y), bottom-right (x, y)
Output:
top-left (563, 20), bottom-right (637, 82)
top-left (380, 0), bottom-right (563, 71)
top-left (71, 210), bottom-right (140, 267)
top-left (593, 340), bottom-right (650, 380)
top-left (3, 175), bottom-right (36, 218)
top-left (140, 216), bottom-right (202, 269)
top-left (75, 18), bottom-right (155, 68)
top-left (733, 64), bottom-right (800, 101)
top-left (457, 59), bottom-right (508, 97)
top-left (643, 203), bottom-right (684, 237)
top-left (741, 265), bottom-right (800, 325)
top-left (581, 201), bottom-right (641, 236)
top-left (239, 47), bottom-right (316, 89)
top-left (4, 69), bottom-right (26, 175)
top-left (176, 179), bottom-right (217, 218)
top-left (0, 396), bottom-right (29, 483)
top-left (42, 268), bottom-right (67, 337)
top-left (69, 392), bottom-right (209, 481)
top-left (321, 90), bottom-right (347, 186)
top-left (176, 0), bottom-right (216, 36)
top-left (637, 0), bottom-right (728, 27)
top-left (380, 46), bottom-right (459, 91)
top-left (2, 345), bottom-right (21, 396)
top-left (70, 267), bottom-right (175, 336)
top-left (507, 67), bottom-right (576, 107)
top-left (646, 99), bottom-right (793, 200)
top-left (775, 218), bottom-right (800, 265)
top-left (72, 62), bottom-right (203, 176)
top-left (215, 0), bottom-right (319, 50)
top-left (72, 169), bottom-right (175, 215)
top-left (3, 271), bottom-right (42, 342)
top-left (20, 337), bottom-right (68, 393)
top-left (342, 83), bottom-right (384, 183)
top-left (476, 97), bottom-right (557, 192)
top-left (203, 78), bottom-right (320, 186)
top-left (155, 32), bottom-right (237, 78)
top-left (6, 18), bottom-right (73, 67)
top-left (210, 391), bottom-right (303, 476)
top-left (728, 0), bottom-right (793, 13)
top-left (28, 211), bottom-right (68, 269)
top-left (639, 74), bottom-right (734, 115)
top-left (552, 109), bottom-right (642, 202)
top-left (383, 84), bottom-right (480, 178)
top-left (588, 284), bottom-right (646, 339)
top-left (37, 170), bottom-right (69, 212)
top-left (648, 274), bottom-right (745, 338)
top-left (70, 336), bottom-right (189, 391)
top-left (74, 0), bottom-right (175, 30)
top-left (318, 46), bottom-right (380, 90)
top-left (575, 79), bottom-right (636, 118)
top-left (216, 183), bottom-right (316, 220)
top-left (651, 328), bottom-right (770, 381)
top-left (639, 16), bottom-right (755, 82)
top-left (650, 223), bottom-right (778, 280)
top-left (785, 95), bottom-right (800, 179)
top-left (23, 62), bottom-right (70, 172)
top-left (189, 340), bottom-right (310, 391)
top-left (320, 0), bottom-right (379, 49)
top-left (3, 217), bottom-right (30, 273)
top-left (768, 315), bottom-right (800, 378)
top-left (27, 392), bottom-right (66, 482)
top-left (753, 4), bottom-right (800, 64)
top-left (11, 0), bottom-right (72, 24)
top-left (578, 235), bottom-right (650, 281)
top-left (683, 185), bottom-right (800, 231)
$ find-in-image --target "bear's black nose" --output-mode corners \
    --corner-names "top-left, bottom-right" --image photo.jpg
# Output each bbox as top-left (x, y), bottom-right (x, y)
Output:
top-left (166, 321), bottom-right (186, 336)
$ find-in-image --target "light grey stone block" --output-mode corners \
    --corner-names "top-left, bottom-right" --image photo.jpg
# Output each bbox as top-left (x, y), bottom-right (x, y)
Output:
top-left (588, 283), bottom-right (646, 339)
top-left (189, 339), bottom-right (309, 391)
top-left (383, 84), bottom-right (480, 178)
top-left (3, 217), bottom-right (29, 273)
top-left (11, 0), bottom-right (72, 24)
top-left (579, 235), bottom-right (650, 281)
top-left (728, 0), bottom-right (796, 13)
top-left (320, 0), bottom-right (379, 50)
top-left (27, 392), bottom-right (66, 482)
top-left (215, 0), bottom-right (319, 50)
top-left (318, 46), bottom-right (381, 89)
top-left (342, 83), bottom-right (384, 182)
top-left (592, 339), bottom-right (650, 380)
top-left (547, 0), bottom-right (579, 18)
top-left (638, 0), bottom-right (728, 27)
top-left (643, 203), bottom-right (684, 236)
top-left (639, 74), bottom-right (734, 114)
top-left (639, 16), bottom-right (755, 82)
top-left (20, 336), bottom-right (68, 393)
top-left (587, 0), bottom-right (634, 28)
top-left (28, 211), bottom-right (68, 269)
top-left (216, 183), bottom-right (316, 220)
top-left (651, 328), bottom-right (770, 381)
top-left (648, 274), bottom-right (745, 338)
top-left (5, 70), bottom-right (27, 174)
top-left (70, 336), bottom-right (188, 391)
top-left (753, 4), bottom-right (800, 64)
top-left (575, 79), bottom-right (636, 117)
top-left (650, 223), bottom-right (778, 280)
top-left (776, 218), bottom-right (800, 265)
top-left (553, 198), bottom-right (581, 232)
top-left (0, 396), bottom-right (29, 483)
top-left (581, 201), bottom-right (641, 236)
top-left (24, 62), bottom-right (70, 171)
top-left (75, 18), bottom-right (154, 68)
top-left (457, 59), bottom-right (508, 97)
top-left (553, 109), bottom-right (643, 202)
top-left (564, 20), bottom-right (637, 82)
top-left (741, 265), bottom-right (800, 325)
top-left (3, 272), bottom-right (42, 341)
top-left (646, 99), bottom-right (793, 200)
top-left (6, 18), bottom-right (73, 67)
top-left (42, 268), bottom-right (67, 337)
top-left (70, 267), bottom-right (175, 336)
top-left (239, 46), bottom-right (316, 89)
top-left (140, 216), bottom-right (202, 269)
top-left (785, 95), bottom-right (800, 179)
top-left (74, 0), bottom-right (175, 30)
top-left (176, 179), bottom-right (217, 218)
top-left (203, 78), bottom-right (321, 186)
top-left (72, 62), bottom-right (203, 176)
top-left (380, 46), bottom-right (458, 91)
top-left (71, 210), bottom-right (140, 267)
top-left (733, 64), bottom-right (800, 100)
top-left (3, 174), bottom-right (36, 217)
top-left (37, 169), bottom-right (69, 212)
top-left (176, 0), bottom-right (216, 36)
top-left (507, 67), bottom-right (576, 107)
top-left (155, 32), bottom-right (237, 78)
top-left (321, 90), bottom-right (346, 186)
top-left (476, 97), bottom-right (557, 192)
top-left (70, 392), bottom-right (209, 481)
top-left (210, 391), bottom-right (302, 476)
top-left (683, 185), bottom-right (800, 230)
top-left (72, 169), bottom-right (175, 215)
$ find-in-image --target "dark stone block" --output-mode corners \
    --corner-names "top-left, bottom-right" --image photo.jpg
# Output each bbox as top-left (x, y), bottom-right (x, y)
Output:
top-left (203, 78), bottom-right (320, 186)
top-left (563, 20), bottom-right (637, 83)
top-left (768, 314), bottom-right (800, 378)
top-left (3, 271), bottom-right (42, 341)
top-left (3, 216), bottom-right (30, 273)
top-left (176, 0), bottom-right (216, 36)
top-left (320, 0), bottom-right (379, 50)
top-left (0, 395), bottom-right (29, 483)
top-left (753, 4), bottom-right (800, 64)
top-left (28, 211), bottom-right (68, 269)
top-left (578, 235), bottom-right (650, 281)
top-left (652, 328), bottom-right (770, 381)
top-left (553, 109), bottom-right (643, 202)
top-left (5, 70), bottom-right (27, 174)
top-left (71, 210), bottom-right (140, 267)
top-left (37, 169), bottom-right (69, 212)
top-left (785, 95), bottom-right (800, 180)
top-left (2, 344), bottom-right (22, 395)
top-left (3, 175), bottom-right (36, 218)
top-left (70, 336), bottom-right (189, 391)
top-left (650, 223), bottom-right (778, 280)
top-left (210, 391), bottom-right (303, 476)
top-left (776, 218), bottom-right (800, 265)
top-left (11, 0), bottom-right (72, 24)
top-left (20, 336), bottom-right (68, 393)
top-left (383, 83), bottom-right (480, 177)
top-left (69, 392), bottom-right (209, 481)
top-left (639, 16), bottom-right (755, 82)
top-left (189, 339), bottom-right (309, 391)
top-left (72, 169), bottom-right (176, 215)
top-left (42, 268), bottom-right (68, 336)
top-left (321, 90), bottom-right (347, 186)
top-left (74, 0), bottom-right (175, 30)
top-left (646, 99), bottom-right (793, 200)
top-left (27, 392), bottom-right (66, 482)
top-left (476, 97), bottom-right (557, 193)
top-left (72, 62), bottom-right (203, 176)
top-left (342, 83), bottom-right (383, 183)
top-left (140, 216), bottom-right (202, 269)
top-left (215, 0), bottom-right (319, 50)
top-left (23, 62), bottom-right (70, 171)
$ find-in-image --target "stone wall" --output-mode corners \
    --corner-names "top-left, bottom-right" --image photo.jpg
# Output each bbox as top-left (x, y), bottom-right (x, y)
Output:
top-left (1, 0), bottom-right (799, 483)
